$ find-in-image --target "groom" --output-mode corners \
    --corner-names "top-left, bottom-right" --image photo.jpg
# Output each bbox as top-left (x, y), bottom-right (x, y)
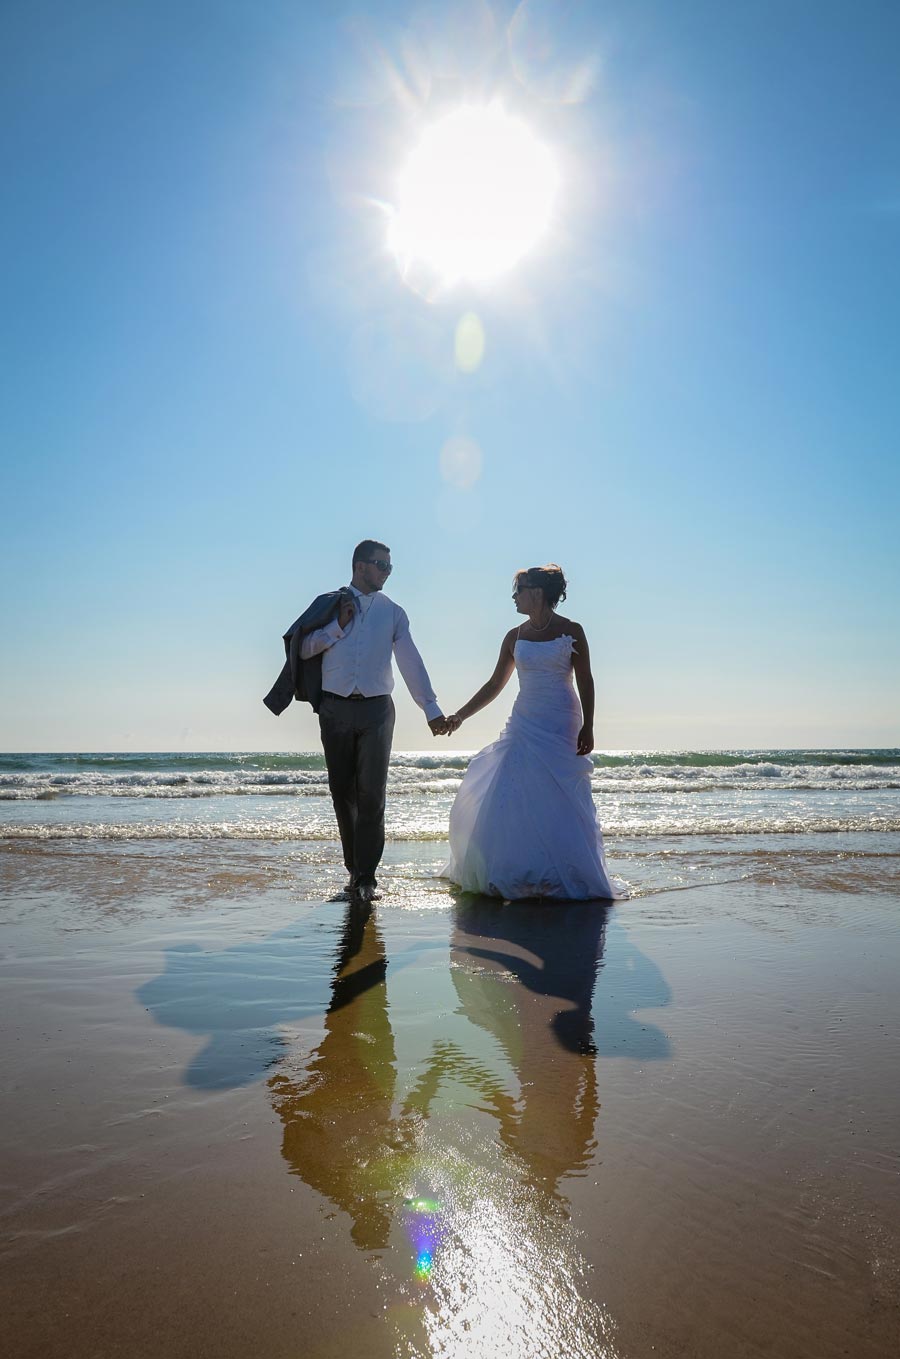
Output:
top-left (288, 540), bottom-right (444, 902)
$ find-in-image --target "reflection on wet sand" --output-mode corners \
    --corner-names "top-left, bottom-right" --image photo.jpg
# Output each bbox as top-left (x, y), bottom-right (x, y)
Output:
top-left (270, 901), bottom-right (414, 1250)
top-left (268, 897), bottom-right (667, 1356)
top-left (449, 896), bottom-right (608, 1201)
top-left (135, 893), bottom-right (671, 1355)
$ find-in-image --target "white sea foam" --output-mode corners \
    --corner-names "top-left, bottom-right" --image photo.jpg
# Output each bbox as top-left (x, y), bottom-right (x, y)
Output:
top-left (2, 751), bottom-right (899, 841)
top-left (2, 755), bottom-right (899, 800)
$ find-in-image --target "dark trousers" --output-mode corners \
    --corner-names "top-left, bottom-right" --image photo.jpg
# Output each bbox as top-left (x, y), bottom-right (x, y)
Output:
top-left (318, 694), bottom-right (395, 886)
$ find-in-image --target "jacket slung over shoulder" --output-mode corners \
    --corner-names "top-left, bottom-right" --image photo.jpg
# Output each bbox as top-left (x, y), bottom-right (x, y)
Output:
top-left (263, 589), bottom-right (350, 716)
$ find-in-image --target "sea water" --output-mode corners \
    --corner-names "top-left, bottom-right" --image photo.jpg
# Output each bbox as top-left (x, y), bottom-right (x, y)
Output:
top-left (2, 750), bottom-right (898, 901)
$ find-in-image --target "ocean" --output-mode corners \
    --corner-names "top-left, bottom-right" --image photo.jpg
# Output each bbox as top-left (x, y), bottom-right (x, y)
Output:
top-left (3, 750), bottom-right (899, 901)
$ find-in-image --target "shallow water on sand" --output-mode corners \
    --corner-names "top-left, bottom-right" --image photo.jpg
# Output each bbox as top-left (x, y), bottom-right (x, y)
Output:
top-left (1, 845), bottom-right (899, 1358)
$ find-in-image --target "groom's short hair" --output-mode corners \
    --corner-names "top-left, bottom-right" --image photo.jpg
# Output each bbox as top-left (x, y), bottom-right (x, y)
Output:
top-left (353, 539), bottom-right (390, 568)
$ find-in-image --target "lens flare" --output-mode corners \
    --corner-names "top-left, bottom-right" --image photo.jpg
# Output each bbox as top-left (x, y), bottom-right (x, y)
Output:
top-left (405, 1197), bottom-right (442, 1214)
top-left (415, 1249), bottom-right (434, 1280)
top-left (406, 1194), bottom-right (442, 1282)
top-left (440, 435), bottom-right (482, 491)
top-left (455, 312), bottom-right (486, 372)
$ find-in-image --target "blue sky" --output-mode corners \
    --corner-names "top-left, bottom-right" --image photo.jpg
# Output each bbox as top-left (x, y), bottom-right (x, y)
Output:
top-left (1, 0), bottom-right (898, 751)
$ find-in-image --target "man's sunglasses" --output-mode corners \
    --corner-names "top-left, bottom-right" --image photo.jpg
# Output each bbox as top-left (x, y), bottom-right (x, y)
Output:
top-left (366, 558), bottom-right (392, 574)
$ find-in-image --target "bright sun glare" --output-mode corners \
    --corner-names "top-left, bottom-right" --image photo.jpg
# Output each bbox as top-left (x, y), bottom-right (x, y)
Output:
top-left (388, 105), bottom-right (559, 287)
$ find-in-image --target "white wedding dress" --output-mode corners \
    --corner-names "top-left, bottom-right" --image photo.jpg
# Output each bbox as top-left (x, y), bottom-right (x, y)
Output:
top-left (443, 634), bottom-right (626, 901)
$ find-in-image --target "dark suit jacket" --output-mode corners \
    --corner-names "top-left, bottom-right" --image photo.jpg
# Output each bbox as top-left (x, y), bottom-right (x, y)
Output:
top-left (263, 589), bottom-right (352, 716)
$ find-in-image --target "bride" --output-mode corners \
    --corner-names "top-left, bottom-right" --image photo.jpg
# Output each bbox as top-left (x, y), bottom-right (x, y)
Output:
top-left (442, 564), bottom-right (626, 902)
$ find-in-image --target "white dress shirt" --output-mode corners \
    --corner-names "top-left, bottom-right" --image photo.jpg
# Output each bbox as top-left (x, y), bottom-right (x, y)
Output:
top-left (300, 586), bottom-right (442, 722)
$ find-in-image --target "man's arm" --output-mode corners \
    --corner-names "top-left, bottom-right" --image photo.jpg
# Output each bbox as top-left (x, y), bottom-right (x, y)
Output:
top-left (299, 618), bottom-right (343, 660)
top-left (392, 608), bottom-right (443, 725)
top-left (299, 596), bottom-right (355, 660)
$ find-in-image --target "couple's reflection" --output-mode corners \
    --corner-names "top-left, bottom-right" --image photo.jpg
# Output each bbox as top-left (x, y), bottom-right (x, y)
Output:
top-left (449, 896), bottom-right (608, 1199)
top-left (269, 894), bottom-right (649, 1243)
top-left (269, 899), bottom-right (408, 1249)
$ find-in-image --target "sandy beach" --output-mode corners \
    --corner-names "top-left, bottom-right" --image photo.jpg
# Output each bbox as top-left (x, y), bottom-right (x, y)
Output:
top-left (1, 836), bottom-right (898, 1359)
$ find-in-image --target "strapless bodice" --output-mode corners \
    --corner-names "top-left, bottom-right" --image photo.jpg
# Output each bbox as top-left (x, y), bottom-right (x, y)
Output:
top-left (511, 635), bottom-right (578, 736)
top-left (514, 634), bottom-right (575, 688)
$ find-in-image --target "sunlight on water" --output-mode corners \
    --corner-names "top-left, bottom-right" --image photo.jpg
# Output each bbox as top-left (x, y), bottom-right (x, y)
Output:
top-left (397, 1139), bottom-right (616, 1359)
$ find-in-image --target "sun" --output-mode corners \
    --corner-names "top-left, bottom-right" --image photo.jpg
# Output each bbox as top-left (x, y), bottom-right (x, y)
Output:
top-left (387, 105), bottom-right (559, 287)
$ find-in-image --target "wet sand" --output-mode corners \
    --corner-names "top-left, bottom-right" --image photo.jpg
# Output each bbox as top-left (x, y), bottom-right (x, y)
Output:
top-left (1, 840), bottom-right (899, 1358)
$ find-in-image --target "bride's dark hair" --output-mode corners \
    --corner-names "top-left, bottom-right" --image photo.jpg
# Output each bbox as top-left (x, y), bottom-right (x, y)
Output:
top-left (514, 563), bottom-right (568, 608)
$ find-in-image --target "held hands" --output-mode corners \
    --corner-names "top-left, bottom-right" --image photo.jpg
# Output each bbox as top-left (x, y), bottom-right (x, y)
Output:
top-left (577, 726), bottom-right (594, 756)
top-left (427, 714), bottom-right (463, 737)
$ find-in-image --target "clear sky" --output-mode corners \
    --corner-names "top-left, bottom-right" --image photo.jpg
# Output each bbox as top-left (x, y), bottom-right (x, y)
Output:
top-left (2, 0), bottom-right (898, 752)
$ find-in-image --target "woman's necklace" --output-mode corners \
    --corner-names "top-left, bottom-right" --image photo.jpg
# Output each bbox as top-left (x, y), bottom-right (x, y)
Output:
top-left (529, 612), bottom-right (554, 633)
